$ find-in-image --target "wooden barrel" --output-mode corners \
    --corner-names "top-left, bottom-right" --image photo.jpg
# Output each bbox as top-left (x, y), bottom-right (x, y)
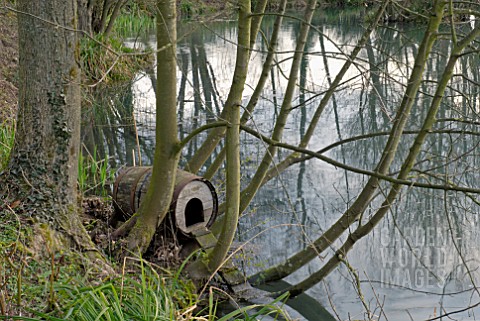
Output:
top-left (112, 166), bottom-right (218, 236)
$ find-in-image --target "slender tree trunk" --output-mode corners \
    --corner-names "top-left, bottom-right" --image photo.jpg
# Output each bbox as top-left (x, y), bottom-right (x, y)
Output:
top-left (186, 0), bottom-right (268, 174)
top-left (207, 0), bottom-right (251, 272)
top-left (97, 0), bottom-right (114, 34)
top-left (122, 0), bottom-right (180, 254)
top-left (103, 0), bottom-right (127, 37)
top-left (237, 0), bottom-right (317, 214)
top-left (203, 0), bottom-right (288, 180)
top-left (249, 0), bottom-right (268, 50)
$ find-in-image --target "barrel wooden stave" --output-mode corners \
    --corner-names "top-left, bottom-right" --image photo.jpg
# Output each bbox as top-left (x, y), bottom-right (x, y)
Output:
top-left (112, 167), bottom-right (218, 237)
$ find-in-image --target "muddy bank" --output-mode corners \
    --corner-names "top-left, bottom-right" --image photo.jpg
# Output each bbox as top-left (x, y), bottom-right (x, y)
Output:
top-left (0, 4), bottom-right (18, 125)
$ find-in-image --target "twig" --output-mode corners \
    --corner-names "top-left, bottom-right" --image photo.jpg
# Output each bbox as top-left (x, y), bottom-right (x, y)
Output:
top-left (132, 111), bottom-right (142, 166)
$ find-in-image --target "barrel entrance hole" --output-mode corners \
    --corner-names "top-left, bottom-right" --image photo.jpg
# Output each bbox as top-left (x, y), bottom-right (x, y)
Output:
top-left (185, 198), bottom-right (205, 227)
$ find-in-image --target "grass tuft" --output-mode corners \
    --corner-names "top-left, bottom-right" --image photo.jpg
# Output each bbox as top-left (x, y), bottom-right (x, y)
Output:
top-left (214, 290), bottom-right (291, 321)
top-left (0, 123), bottom-right (14, 171)
top-left (80, 35), bottom-right (152, 85)
top-left (78, 146), bottom-right (115, 197)
top-left (0, 250), bottom-right (292, 321)
top-left (113, 14), bottom-right (156, 37)
top-left (0, 258), bottom-right (198, 321)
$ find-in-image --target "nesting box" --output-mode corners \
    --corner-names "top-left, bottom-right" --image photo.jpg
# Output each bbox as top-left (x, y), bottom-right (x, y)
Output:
top-left (112, 167), bottom-right (218, 236)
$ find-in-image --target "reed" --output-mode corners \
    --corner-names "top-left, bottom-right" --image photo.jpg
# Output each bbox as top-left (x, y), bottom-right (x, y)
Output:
top-left (78, 146), bottom-right (115, 197)
top-left (113, 14), bottom-right (155, 37)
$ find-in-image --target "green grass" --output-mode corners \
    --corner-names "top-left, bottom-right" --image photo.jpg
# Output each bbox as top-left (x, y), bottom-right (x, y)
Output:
top-left (111, 2), bottom-right (156, 37)
top-left (78, 146), bottom-right (115, 197)
top-left (0, 123), bottom-right (14, 171)
top-left (0, 256), bottom-right (195, 321)
top-left (1, 123), bottom-right (113, 197)
top-left (113, 14), bottom-right (156, 37)
top-left (3, 258), bottom-right (190, 321)
top-left (0, 248), bottom-right (292, 321)
top-left (33, 260), bottom-right (196, 321)
top-left (1, 120), bottom-right (289, 321)
top-left (80, 34), bottom-right (152, 85)
top-left (211, 291), bottom-right (291, 321)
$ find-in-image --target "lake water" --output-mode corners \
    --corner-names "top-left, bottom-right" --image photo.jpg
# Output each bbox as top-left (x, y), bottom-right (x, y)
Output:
top-left (84, 9), bottom-right (480, 320)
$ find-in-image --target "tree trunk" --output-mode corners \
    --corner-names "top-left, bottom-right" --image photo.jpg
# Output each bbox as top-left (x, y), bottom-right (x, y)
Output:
top-left (14, 0), bottom-right (80, 199)
top-left (103, 0), bottom-right (127, 37)
top-left (185, 0), bottom-right (268, 174)
top-left (206, 0), bottom-right (251, 272)
top-left (122, 0), bottom-right (180, 254)
top-left (77, 0), bottom-right (124, 37)
top-left (77, 0), bottom-right (93, 35)
top-left (238, 0), bottom-right (317, 214)
top-left (0, 0), bottom-right (100, 257)
top-left (203, 0), bottom-right (288, 180)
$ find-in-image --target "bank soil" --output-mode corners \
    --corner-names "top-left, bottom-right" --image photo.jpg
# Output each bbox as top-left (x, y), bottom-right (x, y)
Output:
top-left (0, 4), bottom-right (18, 125)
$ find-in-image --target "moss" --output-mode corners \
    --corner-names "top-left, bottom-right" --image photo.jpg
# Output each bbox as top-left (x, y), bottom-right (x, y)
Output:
top-left (69, 66), bottom-right (77, 79)
top-left (0, 209), bottom-right (82, 315)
